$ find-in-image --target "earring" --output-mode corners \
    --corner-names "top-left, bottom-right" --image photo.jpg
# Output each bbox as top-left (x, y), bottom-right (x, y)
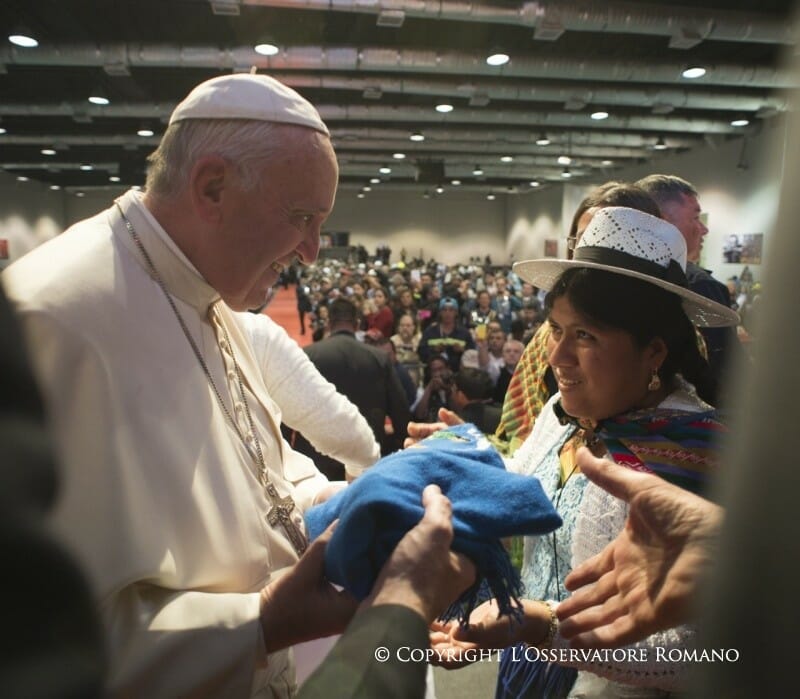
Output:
top-left (648, 369), bottom-right (661, 392)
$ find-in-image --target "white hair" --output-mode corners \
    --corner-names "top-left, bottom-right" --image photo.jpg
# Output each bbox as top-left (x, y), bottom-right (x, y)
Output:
top-left (145, 119), bottom-right (314, 198)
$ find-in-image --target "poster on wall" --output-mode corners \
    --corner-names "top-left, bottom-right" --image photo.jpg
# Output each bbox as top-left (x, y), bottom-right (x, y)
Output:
top-left (0, 239), bottom-right (8, 260)
top-left (544, 239), bottom-right (558, 258)
top-left (723, 233), bottom-right (763, 264)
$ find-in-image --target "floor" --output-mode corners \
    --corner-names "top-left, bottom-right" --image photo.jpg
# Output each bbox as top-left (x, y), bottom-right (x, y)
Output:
top-left (261, 284), bottom-right (311, 347)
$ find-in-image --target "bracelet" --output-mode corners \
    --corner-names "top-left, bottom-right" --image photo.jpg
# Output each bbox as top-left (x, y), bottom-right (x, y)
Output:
top-left (535, 600), bottom-right (558, 649)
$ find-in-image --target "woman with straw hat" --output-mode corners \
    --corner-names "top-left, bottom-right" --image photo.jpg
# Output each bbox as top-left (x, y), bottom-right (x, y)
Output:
top-left (430, 206), bottom-right (738, 698)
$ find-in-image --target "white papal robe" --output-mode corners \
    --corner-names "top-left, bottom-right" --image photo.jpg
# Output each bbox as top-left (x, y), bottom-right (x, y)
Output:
top-left (3, 189), bottom-right (330, 697)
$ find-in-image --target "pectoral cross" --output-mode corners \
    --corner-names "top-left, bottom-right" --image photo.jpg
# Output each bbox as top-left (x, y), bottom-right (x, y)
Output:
top-left (266, 485), bottom-right (308, 555)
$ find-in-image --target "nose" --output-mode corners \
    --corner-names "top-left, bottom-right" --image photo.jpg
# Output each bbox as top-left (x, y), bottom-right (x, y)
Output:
top-left (547, 332), bottom-right (575, 368)
top-left (698, 219), bottom-right (709, 236)
top-left (296, 229), bottom-right (321, 265)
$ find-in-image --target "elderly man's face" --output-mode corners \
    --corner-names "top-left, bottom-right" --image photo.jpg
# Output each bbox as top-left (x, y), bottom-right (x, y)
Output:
top-left (219, 129), bottom-right (338, 311)
top-left (660, 193), bottom-right (708, 263)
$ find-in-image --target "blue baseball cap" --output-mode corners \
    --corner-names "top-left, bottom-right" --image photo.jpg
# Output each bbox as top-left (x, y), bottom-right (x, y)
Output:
top-left (439, 297), bottom-right (459, 311)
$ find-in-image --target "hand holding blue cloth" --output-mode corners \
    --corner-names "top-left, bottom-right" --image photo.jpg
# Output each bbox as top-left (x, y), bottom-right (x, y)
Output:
top-left (305, 423), bottom-right (561, 622)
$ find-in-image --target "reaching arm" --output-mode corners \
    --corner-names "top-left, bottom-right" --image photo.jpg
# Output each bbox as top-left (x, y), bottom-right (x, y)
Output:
top-left (241, 313), bottom-right (380, 477)
top-left (557, 448), bottom-right (723, 648)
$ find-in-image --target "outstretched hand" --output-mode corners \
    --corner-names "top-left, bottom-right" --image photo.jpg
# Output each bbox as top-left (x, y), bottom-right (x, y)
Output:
top-left (556, 448), bottom-right (723, 648)
top-left (404, 408), bottom-right (463, 448)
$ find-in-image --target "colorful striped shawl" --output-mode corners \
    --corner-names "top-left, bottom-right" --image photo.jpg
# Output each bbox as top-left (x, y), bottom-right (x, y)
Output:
top-left (595, 407), bottom-right (725, 496)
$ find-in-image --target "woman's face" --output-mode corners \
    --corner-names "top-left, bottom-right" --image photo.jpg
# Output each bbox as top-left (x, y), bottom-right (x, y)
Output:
top-left (547, 296), bottom-right (662, 421)
top-left (374, 289), bottom-right (386, 307)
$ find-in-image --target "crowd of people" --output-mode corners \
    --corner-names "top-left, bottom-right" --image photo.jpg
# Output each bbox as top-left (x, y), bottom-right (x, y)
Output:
top-left (1, 65), bottom-right (784, 699)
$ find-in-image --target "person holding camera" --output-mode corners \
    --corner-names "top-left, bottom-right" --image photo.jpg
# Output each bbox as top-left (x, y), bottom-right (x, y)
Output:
top-left (412, 355), bottom-right (454, 422)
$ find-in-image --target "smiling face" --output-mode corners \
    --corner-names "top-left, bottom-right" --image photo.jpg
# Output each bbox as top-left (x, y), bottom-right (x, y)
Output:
top-left (547, 296), bottom-right (657, 421)
top-left (216, 129), bottom-right (338, 310)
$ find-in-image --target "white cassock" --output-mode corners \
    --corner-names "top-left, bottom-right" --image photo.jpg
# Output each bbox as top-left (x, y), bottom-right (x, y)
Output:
top-left (3, 189), bottom-right (330, 698)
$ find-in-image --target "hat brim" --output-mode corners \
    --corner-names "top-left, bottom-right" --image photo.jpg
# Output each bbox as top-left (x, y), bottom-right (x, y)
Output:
top-left (513, 258), bottom-right (740, 328)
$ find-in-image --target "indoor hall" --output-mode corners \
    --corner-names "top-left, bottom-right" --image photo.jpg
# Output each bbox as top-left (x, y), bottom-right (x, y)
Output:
top-left (1, 2), bottom-right (797, 698)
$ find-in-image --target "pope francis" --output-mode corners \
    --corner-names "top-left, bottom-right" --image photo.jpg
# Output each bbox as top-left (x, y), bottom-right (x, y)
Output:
top-left (3, 74), bottom-right (357, 697)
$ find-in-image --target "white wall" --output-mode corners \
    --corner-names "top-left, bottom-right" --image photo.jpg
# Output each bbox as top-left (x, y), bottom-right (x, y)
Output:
top-left (0, 117), bottom-right (785, 284)
top-left (0, 172), bottom-right (67, 270)
top-left (326, 188), bottom-right (508, 265)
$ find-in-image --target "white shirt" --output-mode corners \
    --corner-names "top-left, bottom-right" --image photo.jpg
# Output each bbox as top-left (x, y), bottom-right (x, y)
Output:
top-left (239, 312), bottom-right (379, 477)
top-left (4, 190), bottom-right (329, 698)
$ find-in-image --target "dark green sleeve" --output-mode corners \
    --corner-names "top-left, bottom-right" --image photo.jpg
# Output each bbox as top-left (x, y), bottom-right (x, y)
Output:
top-left (297, 604), bottom-right (429, 699)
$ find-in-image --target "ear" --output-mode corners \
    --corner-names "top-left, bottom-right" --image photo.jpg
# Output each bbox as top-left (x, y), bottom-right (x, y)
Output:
top-left (645, 336), bottom-right (669, 368)
top-left (190, 155), bottom-right (230, 224)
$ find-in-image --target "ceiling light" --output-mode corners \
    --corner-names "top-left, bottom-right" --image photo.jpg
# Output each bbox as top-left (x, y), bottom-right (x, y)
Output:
top-left (530, 180), bottom-right (540, 187)
top-left (254, 43), bottom-right (279, 56)
top-left (435, 185), bottom-right (445, 194)
top-left (731, 118), bottom-right (750, 127)
top-left (486, 52), bottom-right (510, 67)
top-left (379, 165), bottom-right (392, 174)
top-left (75, 191), bottom-right (86, 197)
top-left (392, 152), bottom-right (406, 159)
top-left (17, 176), bottom-right (29, 182)
top-left (601, 159), bottom-right (613, 166)
top-left (654, 136), bottom-right (668, 150)
top-left (50, 184), bottom-right (60, 190)
top-left (500, 155), bottom-right (513, 163)
top-left (451, 179), bottom-right (461, 186)
top-left (590, 111), bottom-right (609, 120)
top-left (88, 88), bottom-right (110, 106)
top-left (409, 132), bottom-right (425, 142)
top-left (370, 177), bottom-right (380, 184)
top-left (363, 186), bottom-right (372, 192)
top-left (8, 33), bottom-right (38, 48)
top-left (357, 192), bottom-right (365, 199)
top-left (535, 133), bottom-right (551, 146)
top-left (561, 167), bottom-right (572, 179)
top-left (137, 128), bottom-right (154, 137)
top-left (80, 164), bottom-right (94, 171)
top-left (41, 148), bottom-right (56, 155)
top-left (109, 176), bottom-right (121, 182)
top-left (0, 127), bottom-right (6, 135)
top-left (472, 164), bottom-right (484, 176)
top-left (557, 155), bottom-right (571, 165)
top-left (682, 66), bottom-right (706, 79)
top-left (487, 194), bottom-right (496, 201)
top-left (423, 190), bottom-right (431, 199)
top-left (435, 103), bottom-right (454, 113)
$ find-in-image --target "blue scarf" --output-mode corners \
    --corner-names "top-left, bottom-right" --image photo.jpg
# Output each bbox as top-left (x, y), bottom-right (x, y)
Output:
top-left (305, 423), bottom-right (562, 622)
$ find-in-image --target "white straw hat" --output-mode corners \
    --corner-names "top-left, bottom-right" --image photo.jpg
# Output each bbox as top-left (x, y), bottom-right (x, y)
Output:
top-left (513, 206), bottom-right (739, 327)
top-left (169, 74), bottom-right (329, 135)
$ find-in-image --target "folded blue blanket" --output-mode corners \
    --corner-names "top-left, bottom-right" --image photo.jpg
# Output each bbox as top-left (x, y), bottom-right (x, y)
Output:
top-left (305, 423), bottom-right (561, 621)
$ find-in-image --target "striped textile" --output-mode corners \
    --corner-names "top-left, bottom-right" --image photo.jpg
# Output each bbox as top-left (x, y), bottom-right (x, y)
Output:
top-left (597, 407), bottom-right (726, 495)
top-left (496, 323), bottom-right (552, 454)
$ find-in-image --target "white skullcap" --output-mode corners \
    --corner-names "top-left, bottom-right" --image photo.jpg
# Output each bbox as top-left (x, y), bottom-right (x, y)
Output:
top-left (169, 74), bottom-right (329, 136)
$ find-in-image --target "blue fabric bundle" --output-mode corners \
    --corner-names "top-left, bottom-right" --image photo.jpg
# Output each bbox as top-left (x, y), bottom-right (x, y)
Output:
top-left (305, 423), bottom-right (562, 622)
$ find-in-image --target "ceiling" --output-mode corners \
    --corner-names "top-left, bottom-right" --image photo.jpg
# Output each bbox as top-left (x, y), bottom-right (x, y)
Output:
top-left (1, 0), bottom-right (798, 196)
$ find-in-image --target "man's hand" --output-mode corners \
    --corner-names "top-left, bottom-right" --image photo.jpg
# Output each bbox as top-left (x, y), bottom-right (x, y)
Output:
top-left (404, 408), bottom-right (463, 448)
top-left (259, 524), bottom-right (358, 653)
top-left (363, 484), bottom-right (476, 623)
top-left (556, 448), bottom-right (723, 648)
